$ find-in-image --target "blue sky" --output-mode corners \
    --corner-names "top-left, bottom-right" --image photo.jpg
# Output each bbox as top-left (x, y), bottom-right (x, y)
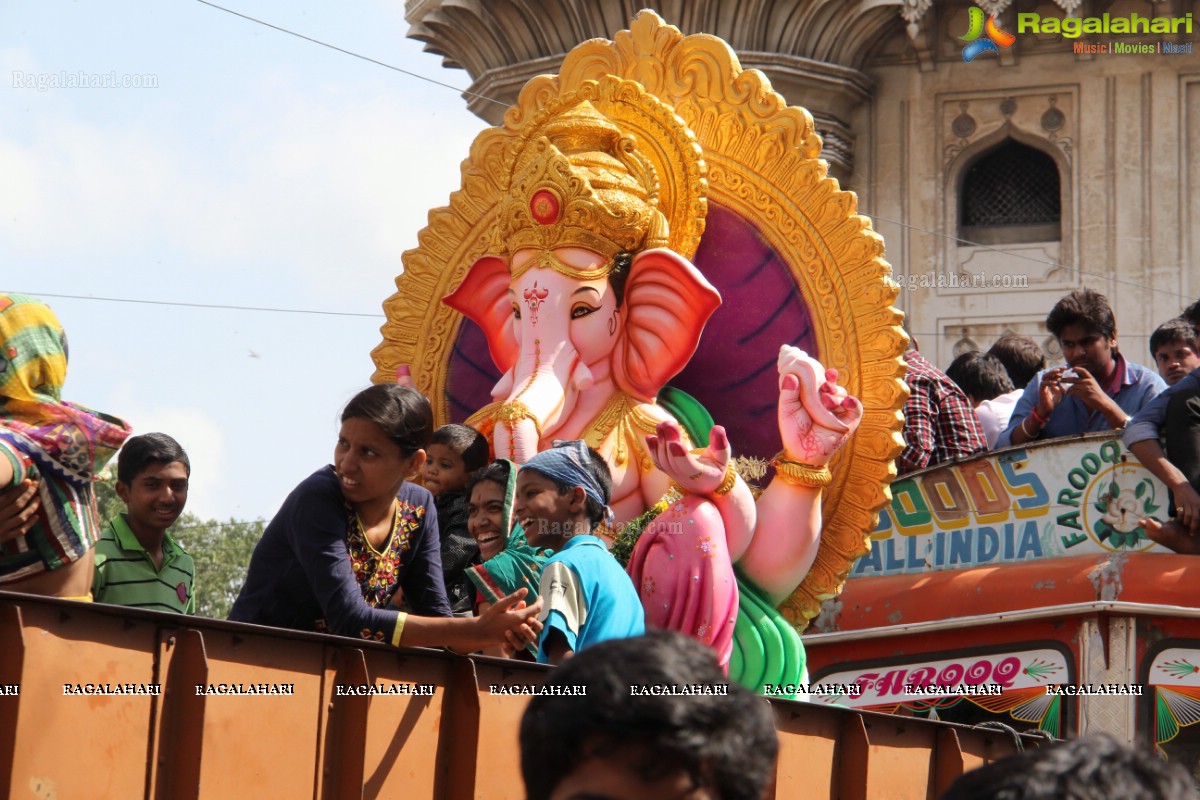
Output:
top-left (2, 1), bottom-right (486, 521)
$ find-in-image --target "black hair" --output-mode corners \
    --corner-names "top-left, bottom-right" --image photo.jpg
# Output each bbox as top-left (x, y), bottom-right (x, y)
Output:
top-left (1046, 288), bottom-right (1116, 341)
top-left (341, 384), bottom-right (433, 457)
top-left (431, 423), bottom-right (490, 472)
top-left (519, 630), bottom-right (778, 800)
top-left (608, 252), bottom-right (633, 307)
top-left (1185, 297), bottom-right (1200, 328)
top-left (524, 446), bottom-right (612, 531)
top-left (1150, 317), bottom-right (1198, 356)
top-left (938, 733), bottom-right (1197, 800)
top-left (117, 432), bottom-right (191, 485)
top-left (465, 460), bottom-right (511, 500)
top-left (945, 351), bottom-right (1014, 402)
top-left (987, 334), bottom-right (1047, 390)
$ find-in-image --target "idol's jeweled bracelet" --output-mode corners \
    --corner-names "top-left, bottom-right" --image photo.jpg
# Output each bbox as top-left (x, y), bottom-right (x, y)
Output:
top-left (771, 453), bottom-right (833, 488)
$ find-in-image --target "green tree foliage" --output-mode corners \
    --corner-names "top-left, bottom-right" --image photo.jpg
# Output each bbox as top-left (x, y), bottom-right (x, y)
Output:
top-left (94, 466), bottom-right (264, 619)
top-left (172, 515), bottom-right (264, 619)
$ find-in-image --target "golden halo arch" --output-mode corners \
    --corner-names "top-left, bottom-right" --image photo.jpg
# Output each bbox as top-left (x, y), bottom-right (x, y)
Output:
top-left (371, 10), bottom-right (907, 630)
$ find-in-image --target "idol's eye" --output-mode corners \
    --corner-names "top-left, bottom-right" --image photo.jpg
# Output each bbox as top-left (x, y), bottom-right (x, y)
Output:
top-left (512, 305), bottom-right (522, 320)
top-left (571, 304), bottom-right (598, 320)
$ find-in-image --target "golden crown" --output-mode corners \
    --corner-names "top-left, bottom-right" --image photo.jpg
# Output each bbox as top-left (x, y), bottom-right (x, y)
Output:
top-left (496, 101), bottom-right (669, 281)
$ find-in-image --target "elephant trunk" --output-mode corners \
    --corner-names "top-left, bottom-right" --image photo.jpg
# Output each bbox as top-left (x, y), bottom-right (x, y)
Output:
top-left (493, 337), bottom-right (594, 464)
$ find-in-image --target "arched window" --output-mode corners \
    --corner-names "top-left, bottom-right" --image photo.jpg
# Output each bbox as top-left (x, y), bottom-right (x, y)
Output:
top-left (959, 139), bottom-right (1061, 245)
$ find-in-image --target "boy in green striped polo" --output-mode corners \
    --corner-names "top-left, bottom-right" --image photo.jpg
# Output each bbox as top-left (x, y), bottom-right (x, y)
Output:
top-left (94, 433), bottom-right (195, 613)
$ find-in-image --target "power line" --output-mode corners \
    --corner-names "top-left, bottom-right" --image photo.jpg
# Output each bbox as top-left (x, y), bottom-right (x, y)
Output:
top-left (16, 291), bottom-right (384, 318)
top-left (192, 0), bottom-right (507, 108)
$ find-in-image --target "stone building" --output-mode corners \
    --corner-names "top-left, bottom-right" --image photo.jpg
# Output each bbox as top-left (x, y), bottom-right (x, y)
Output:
top-left (404, 0), bottom-right (1199, 368)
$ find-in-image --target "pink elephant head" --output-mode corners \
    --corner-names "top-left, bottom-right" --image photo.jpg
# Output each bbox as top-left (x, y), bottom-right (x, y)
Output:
top-left (440, 98), bottom-right (720, 461)
top-left (445, 246), bottom-right (721, 461)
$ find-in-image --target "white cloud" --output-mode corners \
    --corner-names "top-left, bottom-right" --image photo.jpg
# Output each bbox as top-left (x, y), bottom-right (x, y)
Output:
top-left (2, 71), bottom-right (482, 311)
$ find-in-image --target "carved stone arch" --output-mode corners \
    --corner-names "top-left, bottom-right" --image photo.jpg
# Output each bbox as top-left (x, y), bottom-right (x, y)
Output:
top-left (942, 119), bottom-right (1074, 284)
top-left (953, 329), bottom-right (980, 357)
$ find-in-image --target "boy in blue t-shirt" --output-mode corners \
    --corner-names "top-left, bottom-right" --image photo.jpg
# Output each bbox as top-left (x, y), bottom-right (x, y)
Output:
top-left (516, 441), bottom-right (644, 665)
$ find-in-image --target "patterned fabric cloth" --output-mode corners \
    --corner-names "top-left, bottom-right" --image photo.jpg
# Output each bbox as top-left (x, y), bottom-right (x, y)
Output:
top-left (345, 502), bottom-right (417, 609)
top-left (0, 294), bottom-right (130, 580)
top-left (522, 440), bottom-right (610, 511)
top-left (464, 459), bottom-right (551, 655)
top-left (628, 493), bottom-right (739, 672)
top-left (897, 350), bottom-right (987, 475)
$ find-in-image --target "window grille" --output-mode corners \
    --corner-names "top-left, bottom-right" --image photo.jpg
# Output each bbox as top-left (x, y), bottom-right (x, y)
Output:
top-left (960, 140), bottom-right (1060, 242)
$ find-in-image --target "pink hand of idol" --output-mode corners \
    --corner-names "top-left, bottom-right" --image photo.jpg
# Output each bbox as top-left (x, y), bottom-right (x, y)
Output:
top-left (646, 420), bottom-right (730, 497)
top-left (777, 345), bottom-right (862, 466)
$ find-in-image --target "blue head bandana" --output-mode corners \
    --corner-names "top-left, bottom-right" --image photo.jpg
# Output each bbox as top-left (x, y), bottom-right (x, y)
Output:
top-left (521, 440), bottom-right (610, 511)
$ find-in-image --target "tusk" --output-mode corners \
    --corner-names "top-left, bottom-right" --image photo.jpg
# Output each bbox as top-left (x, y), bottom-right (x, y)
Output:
top-left (492, 369), bottom-right (515, 401)
top-left (571, 361), bottom-right (594, 393)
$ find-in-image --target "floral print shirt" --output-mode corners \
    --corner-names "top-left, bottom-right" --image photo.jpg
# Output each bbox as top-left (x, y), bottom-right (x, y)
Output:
top-left (346, 501), bottom-right (422, 609)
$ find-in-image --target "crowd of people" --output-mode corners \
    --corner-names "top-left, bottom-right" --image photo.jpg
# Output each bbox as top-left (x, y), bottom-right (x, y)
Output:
top-left (899, 287), bottom-right (1200, 553)
top-left (5, 286), bottom-right (1200, 795)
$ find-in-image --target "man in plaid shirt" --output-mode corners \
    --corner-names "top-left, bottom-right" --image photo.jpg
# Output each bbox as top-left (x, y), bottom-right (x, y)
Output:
top-left (897, 349), bottom-right (987, 475)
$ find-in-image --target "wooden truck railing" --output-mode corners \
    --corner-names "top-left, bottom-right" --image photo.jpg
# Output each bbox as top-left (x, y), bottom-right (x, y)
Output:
top-left (0, 591), bottom-right (1042, 799)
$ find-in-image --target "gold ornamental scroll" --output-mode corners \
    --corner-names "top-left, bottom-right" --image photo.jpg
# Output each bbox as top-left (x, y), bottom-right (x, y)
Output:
top-left (371, 10), bottom-right (907, 631)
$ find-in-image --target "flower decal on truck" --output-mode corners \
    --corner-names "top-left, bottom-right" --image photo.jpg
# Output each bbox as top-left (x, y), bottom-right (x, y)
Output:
top-left (1092, 478), bottom-right (1160, 548)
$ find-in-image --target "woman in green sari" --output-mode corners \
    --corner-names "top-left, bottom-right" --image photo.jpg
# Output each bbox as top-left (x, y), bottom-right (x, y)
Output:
top-left (464, 460), bottom-right (551, 657)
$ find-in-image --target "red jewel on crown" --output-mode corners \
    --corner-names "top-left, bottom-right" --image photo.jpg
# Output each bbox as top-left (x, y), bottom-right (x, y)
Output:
top-left (530, 190), bottom-right (561, 225)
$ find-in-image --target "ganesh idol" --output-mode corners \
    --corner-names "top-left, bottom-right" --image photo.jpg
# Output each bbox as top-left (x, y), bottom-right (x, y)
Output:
top-left (439, 95), bottom-right (863, 686)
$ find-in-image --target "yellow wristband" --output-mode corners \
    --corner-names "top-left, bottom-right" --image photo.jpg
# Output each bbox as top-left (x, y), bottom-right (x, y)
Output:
top-left (390, 611), bottom-right (408, 648)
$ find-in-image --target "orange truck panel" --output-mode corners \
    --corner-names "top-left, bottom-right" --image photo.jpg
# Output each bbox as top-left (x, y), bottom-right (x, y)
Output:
top-left (0, 592), bottom-right (1039, 799)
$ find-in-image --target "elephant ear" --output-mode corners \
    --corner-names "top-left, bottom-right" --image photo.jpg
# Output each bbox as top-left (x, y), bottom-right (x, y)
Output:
top-left (443, 255), bottom-right (517, 375)
top-left (614, 248), bottom-right (722, 402)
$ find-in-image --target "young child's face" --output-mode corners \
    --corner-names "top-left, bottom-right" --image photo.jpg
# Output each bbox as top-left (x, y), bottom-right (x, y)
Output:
top-left (514, 469), bottom-right (585, 552)
top-left (117, 461), bottom-right (190, 534)
top-left (424, 443), bottom-right (470, 497)
top-left (468, 479), bottom-right (508, 561)
top-left (1155, 342), bottom-right (1200, 386)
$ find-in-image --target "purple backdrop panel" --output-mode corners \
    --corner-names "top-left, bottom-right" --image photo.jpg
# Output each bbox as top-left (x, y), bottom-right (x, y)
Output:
top-left (672, 204), bottom-right (816, 461)
top-left (441, 203), bottom-right (817, 461)
top-left (445, 321), bottom-right (499, 423)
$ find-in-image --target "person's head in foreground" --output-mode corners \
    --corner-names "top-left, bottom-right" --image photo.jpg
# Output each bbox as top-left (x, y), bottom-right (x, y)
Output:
top-left (1150, 316), bottom-right (1200, 386)
top-left (520, 630), bottom-right (779, 800)
top-left (515, 440), bottom-right (612, 552)
top-left (938, 733), bottom-right (1197, 800)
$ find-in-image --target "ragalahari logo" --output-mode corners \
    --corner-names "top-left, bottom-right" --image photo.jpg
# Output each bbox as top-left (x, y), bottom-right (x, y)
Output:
top-left (961, 7), bottom-right (1017, 61)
